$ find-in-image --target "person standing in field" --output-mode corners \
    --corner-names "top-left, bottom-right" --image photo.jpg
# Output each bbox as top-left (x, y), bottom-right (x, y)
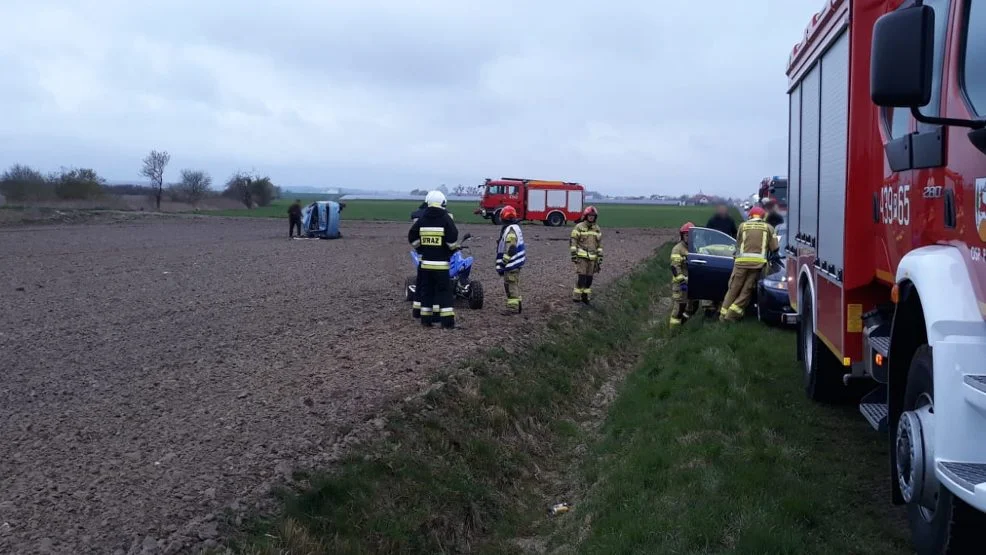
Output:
top-left (705, 204), bottom-right (738, 238)
top-left (570, 206), bottom-right (603, 304)
top-left (288, 199), bottom-right (303, 238)
top-left (408, 190), bottom-right (461, 328)
top-left (495, 205), bottom-right (526, 314)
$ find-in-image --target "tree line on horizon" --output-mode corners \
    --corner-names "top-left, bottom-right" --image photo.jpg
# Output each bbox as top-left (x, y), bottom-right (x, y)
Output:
top-left (0, 150), bottom-right (281, 210)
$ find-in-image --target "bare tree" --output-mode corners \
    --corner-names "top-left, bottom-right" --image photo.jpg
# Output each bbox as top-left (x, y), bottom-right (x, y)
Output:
top-left (172, 169), bottom-right (212, 207)
top-left (140, 150), bottom-right (171, 210)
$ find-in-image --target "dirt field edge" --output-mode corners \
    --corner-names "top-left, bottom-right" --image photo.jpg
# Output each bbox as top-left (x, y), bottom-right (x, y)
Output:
top-left (228, 244), bottom-right (674, 554)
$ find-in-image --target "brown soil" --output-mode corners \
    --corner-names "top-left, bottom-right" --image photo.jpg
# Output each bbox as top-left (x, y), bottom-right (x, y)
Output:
top-left (0, 218), bottom-right (669, 554)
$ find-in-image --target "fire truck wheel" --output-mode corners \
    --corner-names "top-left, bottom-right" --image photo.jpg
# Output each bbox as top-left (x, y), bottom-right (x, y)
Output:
top-left (546, 211), bottom-right (565, 227)
top-left (800, 291), bottom-right (842, 402)
top-left (901, 347), bottom-right (986, 555)
top-left (492, 210), bottom-right (503, 225)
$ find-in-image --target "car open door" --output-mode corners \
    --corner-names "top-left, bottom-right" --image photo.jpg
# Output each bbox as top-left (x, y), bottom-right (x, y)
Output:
top-left (686, 227), bottom-right (736, 302)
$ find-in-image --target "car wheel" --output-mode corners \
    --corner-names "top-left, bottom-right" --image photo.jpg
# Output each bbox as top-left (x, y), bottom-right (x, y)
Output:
top-left (800, 289), bottom-right (843, 403)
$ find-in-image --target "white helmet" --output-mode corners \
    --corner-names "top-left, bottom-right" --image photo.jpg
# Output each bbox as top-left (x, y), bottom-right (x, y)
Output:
top-left (425, 190), bottom-right (447, 208)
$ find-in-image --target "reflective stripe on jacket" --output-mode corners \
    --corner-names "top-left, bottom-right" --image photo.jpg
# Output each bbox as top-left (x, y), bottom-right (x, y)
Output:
top-left (496, 223), bottom-right (526, 274)
top-left (570, 222), bottom-right (603, 260)
top-left (408, 207), bottom-right (459, 270)
top-left (671, 241), bottom-right (688, 283)
top-left (734, 217), bottom-right (778, 268)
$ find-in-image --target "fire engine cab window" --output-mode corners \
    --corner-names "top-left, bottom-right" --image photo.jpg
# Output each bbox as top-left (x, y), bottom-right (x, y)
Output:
top-left (916, 0), bottom-right (949, 123)
top-left (506, 186), bottom-right (518, 195)
top-left (965, 0), bottom-right (986, 115)
top-left (487, 185), bottom-right (503, 194)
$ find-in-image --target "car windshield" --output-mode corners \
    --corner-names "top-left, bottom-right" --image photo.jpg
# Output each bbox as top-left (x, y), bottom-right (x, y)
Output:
top-left (689, 227), bottom-right (736, 257)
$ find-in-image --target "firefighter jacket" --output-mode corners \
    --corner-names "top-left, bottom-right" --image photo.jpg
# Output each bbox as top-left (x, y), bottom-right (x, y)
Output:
top-left (670, 241), bottom-right (688, 285)
top-left (408, 207), bottom-right (460, 270)
top-left (496, 223), bottom-right (526, 275)
top-left (570, 221), bottom-right (603, 263)
top-left (734, 216), bottom-right (778, 269)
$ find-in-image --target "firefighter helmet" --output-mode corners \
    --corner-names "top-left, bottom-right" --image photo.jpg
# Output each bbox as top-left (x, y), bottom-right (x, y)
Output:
top-left (425, 190), bottom-right (447, 208)
top-left (679, 222), bottom-right (695, 234)
top-left (748, 206), bottom-right (766, 219)
top-left (499, 205), bottom-right (518, 222)
top-left (582, 206), bottom-right (598, 220)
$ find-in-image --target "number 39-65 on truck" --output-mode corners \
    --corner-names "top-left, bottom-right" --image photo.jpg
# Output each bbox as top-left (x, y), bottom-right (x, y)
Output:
top-left (784, 0), bottom-right (986, 552)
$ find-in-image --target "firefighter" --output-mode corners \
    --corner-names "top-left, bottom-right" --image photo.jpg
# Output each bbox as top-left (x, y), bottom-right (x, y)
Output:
top-left (570, 206), bottom-right (603, 303)
top-left (495, 205), bottom-right (526, 314)
top-left (408, 190), bottom-right (461, 328)
top-left (670, 222), bottom-right (698, 328)
top-left (720, 206), bottom-right (779, 322)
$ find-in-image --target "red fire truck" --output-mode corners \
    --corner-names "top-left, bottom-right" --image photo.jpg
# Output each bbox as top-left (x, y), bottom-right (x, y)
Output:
top-left (784, 0), bottom-right (986, 551)
top-left (474, 178), bottom-right (585, 226)
top-left (757, 175), bottom-right (789, 209)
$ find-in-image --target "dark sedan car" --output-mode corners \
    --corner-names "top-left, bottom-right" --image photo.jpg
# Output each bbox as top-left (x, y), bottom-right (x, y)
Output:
top-left (685, 225), bottom-right (793, 325)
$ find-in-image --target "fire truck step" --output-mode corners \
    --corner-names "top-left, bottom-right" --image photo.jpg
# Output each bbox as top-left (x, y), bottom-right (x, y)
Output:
top-left (860, 403), bottom-right (888, 433)
top-left (937, 461), bottom-right (986, 492)
top-left (869, 335), bottom-right (890, 357)
top-left (964, 375), bottom-right (986, 395)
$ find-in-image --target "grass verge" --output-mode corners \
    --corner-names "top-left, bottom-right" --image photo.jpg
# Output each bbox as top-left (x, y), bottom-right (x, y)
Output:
top-left (235, 244), bottom-right (673, 554)
top-left (567, 319), bottom-right (910, 554)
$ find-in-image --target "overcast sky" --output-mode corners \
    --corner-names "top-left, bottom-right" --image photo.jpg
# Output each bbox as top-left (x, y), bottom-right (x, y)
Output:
top-left (0, 1), bottom-right (821, 196)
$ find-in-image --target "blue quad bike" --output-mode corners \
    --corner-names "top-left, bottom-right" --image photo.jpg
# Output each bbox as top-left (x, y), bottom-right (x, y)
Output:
top-left (404, 235), bottom-right (484, 312)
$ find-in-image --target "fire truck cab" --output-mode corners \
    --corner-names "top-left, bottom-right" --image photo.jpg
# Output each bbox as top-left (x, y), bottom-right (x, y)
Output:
top-left (475, 178), bottom-right (585, 226)
top-left (784, 0), bottom-right (986, 551)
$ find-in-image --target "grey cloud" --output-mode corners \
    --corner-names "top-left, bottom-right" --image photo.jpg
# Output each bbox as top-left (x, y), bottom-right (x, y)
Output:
top-left (0, 0), bottom-right (824, 196)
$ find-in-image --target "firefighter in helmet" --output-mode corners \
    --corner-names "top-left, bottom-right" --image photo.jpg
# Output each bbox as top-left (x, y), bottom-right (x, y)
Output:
top-left (720, 206), bottom-right (779, 322)
top-left (570, 206), bottom-right (603, 303)
top-left (670, 222), bottom-right (698, 328)
top-left (408, 190), bottom-right (461, 328)
top-left (495, 205), bottom-right (526, 314)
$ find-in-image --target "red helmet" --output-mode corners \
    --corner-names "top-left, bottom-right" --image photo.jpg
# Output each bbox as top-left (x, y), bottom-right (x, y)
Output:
top-left (499, 205), bottom-right (518, 221)
top-left (679, 222), bottom-right (695, 234)
top-left (748, 206), bottom-right (766, 218)
top-left (582, 206), bottom-right (598, 219)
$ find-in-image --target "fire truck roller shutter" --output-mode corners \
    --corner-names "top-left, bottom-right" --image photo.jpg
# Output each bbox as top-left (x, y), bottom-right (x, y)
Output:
top-left (817, 29), bottom-right (849, 281)
top-left (788, 68), bottom-right (802, 250)
top-left (568, 190), bottom-right (583, 213)
top-left (528, 189), bottom-right (546, 212)
top-left (799, 60), bottom-right (821, 248)
top-left (547, 190), bottom-right (567, 208)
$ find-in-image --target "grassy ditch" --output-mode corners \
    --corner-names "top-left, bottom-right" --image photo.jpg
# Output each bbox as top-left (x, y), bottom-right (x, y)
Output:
top-left (237, 244), bottom-right (674, 554)
top-left (237, 241), bottom-right (908, 554)
top-left (567, 319), bottom-right (911, 554)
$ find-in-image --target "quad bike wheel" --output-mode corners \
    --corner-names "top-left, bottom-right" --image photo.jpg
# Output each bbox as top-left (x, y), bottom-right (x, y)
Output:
top-left (468, 280), bottom-right (484, 309)
top-left (404, 276), bottom-right (416, 302)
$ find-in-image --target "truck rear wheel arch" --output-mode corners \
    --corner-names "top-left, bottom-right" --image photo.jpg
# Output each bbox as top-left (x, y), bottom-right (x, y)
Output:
top-left (887, 281), bottom-right (929, 505)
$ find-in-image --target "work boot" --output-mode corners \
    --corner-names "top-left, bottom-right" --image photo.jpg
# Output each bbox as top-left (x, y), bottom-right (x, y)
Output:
top-left (581, 293), bottom-right (590, 304)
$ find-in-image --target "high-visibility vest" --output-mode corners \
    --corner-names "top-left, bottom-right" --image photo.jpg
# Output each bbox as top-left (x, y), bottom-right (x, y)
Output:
top-left (735, 217), bottom-right (773, 268)
top-left (496, 223), bottom-right (526, 273)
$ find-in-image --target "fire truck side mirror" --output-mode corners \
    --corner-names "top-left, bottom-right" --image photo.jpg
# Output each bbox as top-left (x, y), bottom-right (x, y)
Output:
top-left (870, 5), bottom-right (934, 109)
